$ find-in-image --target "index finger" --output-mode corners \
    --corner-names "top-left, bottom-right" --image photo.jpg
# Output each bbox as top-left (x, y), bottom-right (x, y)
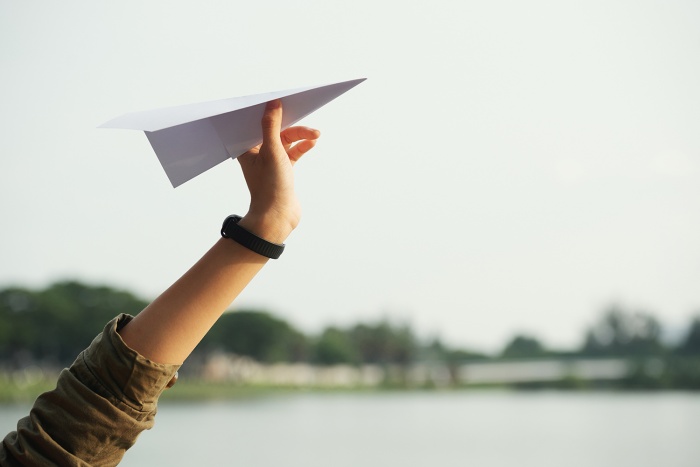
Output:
top-left (281, 126), bottom-right (321, 147)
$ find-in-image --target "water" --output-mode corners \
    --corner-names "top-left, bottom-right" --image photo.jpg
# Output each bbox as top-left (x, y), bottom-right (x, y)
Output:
top-left (2, 391), bottom-right (699, 466)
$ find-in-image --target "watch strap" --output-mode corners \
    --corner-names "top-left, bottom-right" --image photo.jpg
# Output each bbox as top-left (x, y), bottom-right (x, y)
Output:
top-left (221, 215), bottom-right (285, 259)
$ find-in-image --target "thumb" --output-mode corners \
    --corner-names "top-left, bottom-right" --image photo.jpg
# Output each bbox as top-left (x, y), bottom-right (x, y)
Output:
top-left (261, 99), bottom-right (283, 147)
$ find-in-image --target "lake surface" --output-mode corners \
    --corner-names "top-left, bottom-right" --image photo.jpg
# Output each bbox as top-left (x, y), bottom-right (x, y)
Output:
top-left (2, 391), bottom-right (699, 466)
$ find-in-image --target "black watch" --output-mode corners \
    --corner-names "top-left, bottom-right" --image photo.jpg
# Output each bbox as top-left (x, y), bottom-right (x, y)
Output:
top-left (221, 215), bottom-right (285, 259)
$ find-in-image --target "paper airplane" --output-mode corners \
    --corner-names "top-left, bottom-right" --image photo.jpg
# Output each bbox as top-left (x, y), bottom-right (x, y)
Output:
top-left (100, 78), bottom-right (366, 187)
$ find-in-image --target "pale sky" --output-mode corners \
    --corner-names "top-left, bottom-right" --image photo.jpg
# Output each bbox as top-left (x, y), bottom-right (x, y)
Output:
top-left (1, 0), bottom-right (699, 352)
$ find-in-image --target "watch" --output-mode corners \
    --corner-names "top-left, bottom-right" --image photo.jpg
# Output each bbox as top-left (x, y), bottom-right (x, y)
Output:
top-left (220, 215), bottom-right (285, 259)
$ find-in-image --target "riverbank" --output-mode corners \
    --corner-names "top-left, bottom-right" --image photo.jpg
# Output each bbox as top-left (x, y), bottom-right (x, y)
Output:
top-left (3, 373), bottom-right (699, 404)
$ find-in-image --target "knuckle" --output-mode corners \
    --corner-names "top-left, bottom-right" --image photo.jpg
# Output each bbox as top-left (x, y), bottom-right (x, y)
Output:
top-left (261, 113), bottom-right (275, 130)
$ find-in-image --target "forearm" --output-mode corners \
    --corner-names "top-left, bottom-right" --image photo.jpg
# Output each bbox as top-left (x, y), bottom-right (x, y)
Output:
top-left (118, 100), bottom-right (314, 366)
top-left (118, 216), bottom-right (291, 365)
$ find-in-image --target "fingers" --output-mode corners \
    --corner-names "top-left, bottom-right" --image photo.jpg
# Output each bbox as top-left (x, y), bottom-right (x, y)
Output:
top-left (280, 126), bottom-right (320, 164)
top-left (287, 139), bottom-right (318, 165)
top-left (257, 100), bottom-right (320, 166)
top-left (261, 99), bottom-right (283, 146)
top-left (239, 127), bottom-right (319, 168)
top-left (280, 126), bottom-right (321, 148)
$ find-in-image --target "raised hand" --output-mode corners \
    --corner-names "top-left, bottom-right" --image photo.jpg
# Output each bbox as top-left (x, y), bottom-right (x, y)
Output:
top-left (237, 99), bottom-right (321, 243)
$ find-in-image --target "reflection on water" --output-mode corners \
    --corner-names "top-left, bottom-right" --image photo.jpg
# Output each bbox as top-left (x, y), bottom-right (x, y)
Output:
top-left (3, 391), bottom-right (699, 467)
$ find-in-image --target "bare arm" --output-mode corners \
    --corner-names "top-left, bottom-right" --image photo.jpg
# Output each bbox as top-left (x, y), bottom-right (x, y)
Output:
top-left (1, 99), bottom-right (321, 466)
top-left (118, 99), bottom-right (320, 364)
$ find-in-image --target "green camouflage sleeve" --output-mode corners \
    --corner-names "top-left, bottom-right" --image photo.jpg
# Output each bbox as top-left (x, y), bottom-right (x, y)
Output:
top-left (1, 314), bottom-right (180, 466)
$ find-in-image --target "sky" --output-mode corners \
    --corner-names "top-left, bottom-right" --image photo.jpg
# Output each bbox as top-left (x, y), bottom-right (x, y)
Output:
top-left (1, 0), bottom-right (699, 352)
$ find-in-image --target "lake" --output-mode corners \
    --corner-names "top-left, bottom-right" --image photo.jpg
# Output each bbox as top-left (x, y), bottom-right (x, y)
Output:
top-left (2, 391), bottom-right (699, 466)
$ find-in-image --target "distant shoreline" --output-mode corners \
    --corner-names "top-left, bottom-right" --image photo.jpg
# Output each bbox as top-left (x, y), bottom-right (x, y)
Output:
top-left (3, 375), bottom-right (699, 405)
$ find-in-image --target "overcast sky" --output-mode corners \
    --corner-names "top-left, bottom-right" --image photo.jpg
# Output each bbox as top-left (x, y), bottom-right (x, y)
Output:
top-left (1, 0), bottom-right (699, 351)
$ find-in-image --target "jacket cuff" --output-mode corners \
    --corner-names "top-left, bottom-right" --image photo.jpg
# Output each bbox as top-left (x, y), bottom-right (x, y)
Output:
top-left (81, 314), bottom-right (181, 411)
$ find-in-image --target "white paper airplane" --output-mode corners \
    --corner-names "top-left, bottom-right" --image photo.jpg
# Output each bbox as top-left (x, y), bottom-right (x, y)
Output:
top-left (100, 78), bottom-right (366, 187)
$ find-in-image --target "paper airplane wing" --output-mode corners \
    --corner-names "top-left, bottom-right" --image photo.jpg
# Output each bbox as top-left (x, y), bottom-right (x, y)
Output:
top-left (100, 78), bottom-right (366, 187)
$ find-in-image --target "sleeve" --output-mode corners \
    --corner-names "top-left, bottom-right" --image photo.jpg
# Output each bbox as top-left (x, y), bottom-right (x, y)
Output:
top-left (0, 314), bottom-right (181, 467)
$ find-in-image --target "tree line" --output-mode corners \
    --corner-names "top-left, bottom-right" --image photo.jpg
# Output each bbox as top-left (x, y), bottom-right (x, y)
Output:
top-left (1, 281), bottom-right (699, 372)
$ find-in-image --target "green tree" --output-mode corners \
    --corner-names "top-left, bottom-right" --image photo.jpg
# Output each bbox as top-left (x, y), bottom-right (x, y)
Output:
top-left (677, 316), bottom-right (700, 356)
top-left (0, 281), bottom-right (148, 366)
top-left (424, 338), bottom-right (487, 363)
top-left (313, 327), bottom-right (359, 365)
top-left (582, 305), bottom-right (664, 357)
top-left (501, 334), bottom-right (546, 359)
top-left (198, 310), bottom-right (309, 363)
top-left (348, 321), bottom-right (416, 365)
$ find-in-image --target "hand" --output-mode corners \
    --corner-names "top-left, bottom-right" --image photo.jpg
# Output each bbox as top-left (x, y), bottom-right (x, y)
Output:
top-left (237, 99), bottom-right (320, 243)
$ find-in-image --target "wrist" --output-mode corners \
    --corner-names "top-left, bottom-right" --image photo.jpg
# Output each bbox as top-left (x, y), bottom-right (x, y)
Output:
top-left (238, 210), bottom-right (297, 245)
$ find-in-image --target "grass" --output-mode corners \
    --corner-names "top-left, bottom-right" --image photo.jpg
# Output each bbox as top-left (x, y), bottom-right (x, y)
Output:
top-left (0, 374), bottom-right (57, 404)
top-left (0, 374), bottom-right (373, 404)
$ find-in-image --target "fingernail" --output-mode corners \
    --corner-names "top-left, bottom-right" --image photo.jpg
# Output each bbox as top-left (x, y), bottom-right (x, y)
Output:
top-left (267, 99), bottom-right (281, 109)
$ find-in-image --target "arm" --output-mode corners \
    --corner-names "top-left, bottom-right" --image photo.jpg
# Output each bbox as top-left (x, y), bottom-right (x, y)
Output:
top-left (118, 99), bottom-right (320, 364)
top-left (1, 99), bottom-right (320, 466)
